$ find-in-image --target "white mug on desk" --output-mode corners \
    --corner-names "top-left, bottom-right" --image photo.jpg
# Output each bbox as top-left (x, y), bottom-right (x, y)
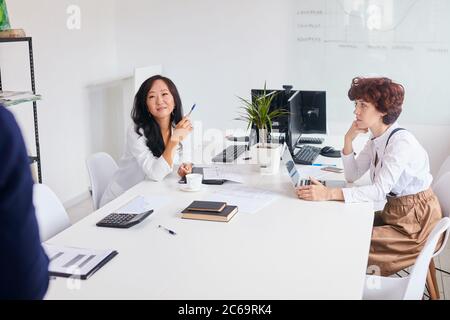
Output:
top-left (185, 173), bottom-right (202, 191)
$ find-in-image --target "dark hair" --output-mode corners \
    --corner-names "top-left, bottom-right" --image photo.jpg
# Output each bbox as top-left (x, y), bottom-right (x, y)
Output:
top-left (348, 77), bottom-right (405, 124)
top-left (131, 75), bottom-right (183, 157)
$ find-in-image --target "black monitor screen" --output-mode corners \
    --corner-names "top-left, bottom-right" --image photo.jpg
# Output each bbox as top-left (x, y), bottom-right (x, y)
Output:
top-left (298, 91), bottom-right (326, 134)
top-left (287, 90), bottom-right (301, 152)
top-left (250, 89), bottom-right (292, 134)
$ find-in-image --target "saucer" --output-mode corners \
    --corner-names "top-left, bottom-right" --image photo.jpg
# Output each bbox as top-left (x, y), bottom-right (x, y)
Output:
top-left (179, 185), bottom-right (202, 192)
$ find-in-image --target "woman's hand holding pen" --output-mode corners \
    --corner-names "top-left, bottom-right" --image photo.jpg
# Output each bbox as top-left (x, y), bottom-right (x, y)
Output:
top-left (172, 117), bottom-right (193, 143)
top-left (177, 163), bottom-right (193, 177)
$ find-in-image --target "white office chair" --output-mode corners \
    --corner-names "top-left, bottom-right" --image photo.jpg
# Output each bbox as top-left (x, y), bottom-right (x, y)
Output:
top-left (392, 173), bottom-right (450, 300)
top-left (435, 155), bottom-right (450, 185)
top-left (432, 171), bottom-right (450, 242)
top-left (427, 172), bottom-right (450, 296)
top-left (86, 152), bottom-right (118, 210)
top-left (363, 217), bottom-right (450, 300)
top-left (33, 184), bottom-right (71, 242)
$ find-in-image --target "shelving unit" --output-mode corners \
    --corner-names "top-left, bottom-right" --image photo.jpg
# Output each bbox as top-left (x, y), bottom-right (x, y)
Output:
top-left (0, 37), bottom-right (42, 183)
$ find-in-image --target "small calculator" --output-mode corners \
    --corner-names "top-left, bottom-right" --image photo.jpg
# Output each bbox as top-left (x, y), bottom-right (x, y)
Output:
top-left (96, 210), bottom-right (153, 229)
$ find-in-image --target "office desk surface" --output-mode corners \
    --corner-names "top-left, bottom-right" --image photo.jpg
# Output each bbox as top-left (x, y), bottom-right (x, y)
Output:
top-left (45, 162), bottom-right (374, 300)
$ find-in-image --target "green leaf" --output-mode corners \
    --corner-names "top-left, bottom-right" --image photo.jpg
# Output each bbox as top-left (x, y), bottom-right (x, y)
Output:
top-left (235, 82), bottom-right (290, 130)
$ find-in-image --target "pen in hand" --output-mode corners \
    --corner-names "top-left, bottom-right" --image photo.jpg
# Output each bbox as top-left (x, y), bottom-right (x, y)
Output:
top-left (158, 224), bottom-right (177, 236)
top-left (186, 104), bottom-right (196, 117)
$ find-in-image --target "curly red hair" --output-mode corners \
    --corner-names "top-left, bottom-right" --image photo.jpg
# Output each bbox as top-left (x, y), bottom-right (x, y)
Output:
top-left (348, 77), bottom-right (405, 125)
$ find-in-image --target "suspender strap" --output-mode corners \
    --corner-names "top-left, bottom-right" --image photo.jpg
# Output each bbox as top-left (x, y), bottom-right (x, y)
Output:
top-left (373, 128), bottom-right (406, 168)
top-left (384, 128), bottom-right (406, 197)
top-left (385, 128), bottom-right (406, 148)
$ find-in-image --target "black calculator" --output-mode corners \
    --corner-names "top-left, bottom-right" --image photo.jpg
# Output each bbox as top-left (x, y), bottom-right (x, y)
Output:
top-left (96, 210), bottom-right (153, 229)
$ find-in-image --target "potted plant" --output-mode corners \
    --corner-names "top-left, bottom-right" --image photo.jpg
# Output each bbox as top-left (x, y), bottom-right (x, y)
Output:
top-left (236, 83), bottom-right (289, 147)
top-left (236, 83), bottom-right (289, 174)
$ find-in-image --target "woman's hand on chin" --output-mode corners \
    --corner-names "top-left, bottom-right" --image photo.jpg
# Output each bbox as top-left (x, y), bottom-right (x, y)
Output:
top-left (345, 120), bottom-right (368, 142)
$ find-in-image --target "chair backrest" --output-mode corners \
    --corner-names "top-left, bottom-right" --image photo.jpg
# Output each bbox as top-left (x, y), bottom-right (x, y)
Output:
top-left (33, 184), bottom-right (71, 242)
top-left (435, 155), bottom-right (450, 184)
top-left (431, 172), bottom-right (450, 258)
top-left (434, 172), bottom-right (450, 218)
top-left (86, 152), bottom-right (118, 210)
top-left (403, 217), bottom-right (450, 299)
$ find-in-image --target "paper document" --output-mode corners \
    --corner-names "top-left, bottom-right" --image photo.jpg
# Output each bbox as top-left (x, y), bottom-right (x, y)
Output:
top-left (116, 195), bottom-right (169, 214)
top-left (43, 243), bottom-right (117, 280)
top-left (205, 185), bottom-right (279, 214)
top-left (202, 166), bottom-right (244, 183)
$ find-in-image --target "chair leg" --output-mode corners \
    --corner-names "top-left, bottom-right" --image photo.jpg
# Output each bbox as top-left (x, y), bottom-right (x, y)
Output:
top-left (429, 259), bottom-right (440, 299)
top-left (426, 267), bottom-right (439, 300)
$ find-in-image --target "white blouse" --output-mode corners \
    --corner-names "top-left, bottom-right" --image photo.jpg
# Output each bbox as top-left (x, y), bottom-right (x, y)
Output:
top-left (100, 124), bottom-right (192, 207)
top-left (341, 122), bottom-right (433, 203)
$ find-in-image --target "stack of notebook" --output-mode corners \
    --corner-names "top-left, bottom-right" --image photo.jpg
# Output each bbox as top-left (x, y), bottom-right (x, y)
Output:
top-left (181, 201), bottom-right (238, 222)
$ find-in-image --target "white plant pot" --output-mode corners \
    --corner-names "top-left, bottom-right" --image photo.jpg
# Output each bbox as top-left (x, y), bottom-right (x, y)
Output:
top-left (256, 143), bottom-right (281, 175)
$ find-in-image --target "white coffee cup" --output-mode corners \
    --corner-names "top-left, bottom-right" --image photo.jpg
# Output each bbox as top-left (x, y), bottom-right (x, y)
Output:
top-left (185, 173), bottom-right (202, 190)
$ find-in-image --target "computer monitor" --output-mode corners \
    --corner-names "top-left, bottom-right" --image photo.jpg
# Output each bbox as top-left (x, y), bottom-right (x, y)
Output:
top-left (286, 90), bottom-right (302, 152)
top-left (250, 88), bottom-right (294, 139)
top-left (298, 91), bottom-right (326, 134)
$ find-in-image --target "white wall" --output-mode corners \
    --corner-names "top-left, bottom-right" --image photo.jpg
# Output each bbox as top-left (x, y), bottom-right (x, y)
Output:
top-left (1, 0), bottom-right (119, 204)
top-left (114, 0), bottom-right (296, 131)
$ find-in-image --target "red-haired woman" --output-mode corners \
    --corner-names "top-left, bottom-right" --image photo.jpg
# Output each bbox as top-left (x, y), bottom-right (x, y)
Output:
top-left (296, 77), bottom-right (442, 276)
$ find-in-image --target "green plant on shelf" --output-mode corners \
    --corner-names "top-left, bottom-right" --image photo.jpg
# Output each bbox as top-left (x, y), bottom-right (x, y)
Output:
top-left (0, 0), bottom-right (11, 31)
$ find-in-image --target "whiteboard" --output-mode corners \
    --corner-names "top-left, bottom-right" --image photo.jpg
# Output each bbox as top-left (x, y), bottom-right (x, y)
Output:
top-left (292, 0), bottom-right (450, 125)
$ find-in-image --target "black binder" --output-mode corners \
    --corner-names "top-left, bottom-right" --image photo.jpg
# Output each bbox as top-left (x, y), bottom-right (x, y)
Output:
top-left (49, 251), bottom-right (118, 280)
top-left (178, 167), bottom-right (225, 185)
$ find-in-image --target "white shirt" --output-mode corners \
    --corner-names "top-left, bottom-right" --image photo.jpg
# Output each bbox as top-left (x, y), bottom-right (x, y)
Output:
top-left (100, 125), bottom-right (192, 207)
top-left (341, 122), bottom-right (433, 203)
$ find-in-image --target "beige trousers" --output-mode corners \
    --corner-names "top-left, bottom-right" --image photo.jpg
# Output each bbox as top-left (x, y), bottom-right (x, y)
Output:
top-left (368, 188), bottom-right (443, 276)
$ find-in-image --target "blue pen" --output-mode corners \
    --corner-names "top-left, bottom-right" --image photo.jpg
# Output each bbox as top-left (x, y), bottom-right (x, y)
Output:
top-left (187, 104), bottom-right (196, 117)
top-left (311, 164), bottom-right (336, 167)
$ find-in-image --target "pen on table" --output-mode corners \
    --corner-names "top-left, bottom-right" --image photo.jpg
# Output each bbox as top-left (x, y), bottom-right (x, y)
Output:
top-left (311, 164), bottom-right (336, 167)
top-left (186, 103), bottom-right (196, 117)
top-left (158, 224), bottom-right (177, 236)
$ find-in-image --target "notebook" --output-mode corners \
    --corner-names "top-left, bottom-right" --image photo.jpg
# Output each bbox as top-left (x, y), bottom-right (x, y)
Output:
top-left (43, 243), bottom-right (118, 280)
top-left (181, 205), bottom-right (238, 222)
top-left (186, 200), bottom-right (227, 212)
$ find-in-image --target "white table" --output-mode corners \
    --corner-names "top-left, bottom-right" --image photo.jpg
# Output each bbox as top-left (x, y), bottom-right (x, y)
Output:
top-left (45, 136), bottom-right (374, 299)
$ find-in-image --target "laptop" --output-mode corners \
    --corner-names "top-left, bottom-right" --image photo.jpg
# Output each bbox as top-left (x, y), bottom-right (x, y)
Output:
top-left (281, 144), bottom-right (346, 189)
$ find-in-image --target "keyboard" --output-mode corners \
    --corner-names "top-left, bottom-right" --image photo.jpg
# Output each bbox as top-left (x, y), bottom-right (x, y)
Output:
top-left (296, 137), bottom-right (324, 145)
top-left (294, 145), bottom-right (321, 165)
top-left (212, 145), bottom-right (247, 162)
